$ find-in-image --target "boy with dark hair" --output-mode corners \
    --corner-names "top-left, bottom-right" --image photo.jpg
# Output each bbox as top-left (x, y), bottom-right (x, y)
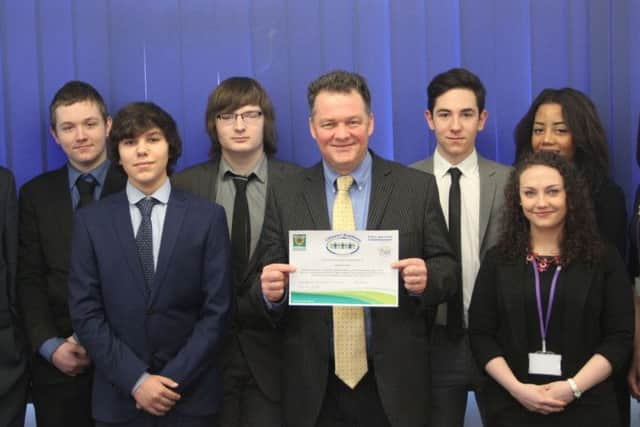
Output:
top-left (412, 67), bottom-right (511, 426)
top-left (68, 102), bottom-right (233, 426)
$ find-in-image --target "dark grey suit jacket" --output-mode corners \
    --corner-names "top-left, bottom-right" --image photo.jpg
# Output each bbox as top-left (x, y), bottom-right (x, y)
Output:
top-left (410, 154), bottom-right (511, 261)
top-left (172, 155), bottom-right (301, 401)
top-left (260, 152), bottom-right (457, 427)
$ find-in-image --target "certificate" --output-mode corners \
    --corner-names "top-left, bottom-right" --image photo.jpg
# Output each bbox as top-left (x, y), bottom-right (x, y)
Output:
top-left (288, 230), bottom-right (398, 307)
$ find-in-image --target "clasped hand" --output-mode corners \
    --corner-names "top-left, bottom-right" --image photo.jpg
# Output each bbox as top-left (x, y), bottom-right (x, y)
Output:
top-left (512, 380), bottom-right (574, 415)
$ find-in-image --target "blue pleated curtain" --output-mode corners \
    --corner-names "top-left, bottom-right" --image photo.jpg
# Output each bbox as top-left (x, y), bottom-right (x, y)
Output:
top-left (1, 0), bottom-right (639, 209)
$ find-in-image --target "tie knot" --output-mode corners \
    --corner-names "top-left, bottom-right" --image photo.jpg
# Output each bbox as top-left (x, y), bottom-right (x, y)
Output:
top-left (336, 175), bottom-right (354, 192)
top-left (136, 197), bottom-right (159, 218)
top-left (228, 172), bottom-right (253, 192)
top-left (76, 174), bottom-right (97, 195)
top-left (448, 167), bottom-right (462, 181)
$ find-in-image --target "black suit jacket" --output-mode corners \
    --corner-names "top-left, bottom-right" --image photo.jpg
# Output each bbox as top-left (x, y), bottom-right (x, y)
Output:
top-left (172, 155), bottom-right (301, 400)
top-left (260, 153), bottom-right (457, 427)
top-left (0, 168), bottom-right (26, 396)
top-left (469, 245), bottom-right (633, 423)
top-left (593, 177), bottom-right (627, 257)
top-left (17, 163), bottom-right (126, 384)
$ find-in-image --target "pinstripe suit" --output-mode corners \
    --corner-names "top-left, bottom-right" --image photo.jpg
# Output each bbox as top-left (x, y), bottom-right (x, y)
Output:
top-left (259, 151), bottom-right (457, 427)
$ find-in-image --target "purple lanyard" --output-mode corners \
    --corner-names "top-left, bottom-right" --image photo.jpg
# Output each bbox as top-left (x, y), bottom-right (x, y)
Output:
top-left (531, 259), bottom-right (562, 353)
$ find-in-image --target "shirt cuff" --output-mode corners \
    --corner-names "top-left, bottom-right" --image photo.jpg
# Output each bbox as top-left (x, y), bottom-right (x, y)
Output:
top-left (634, 277), bottom-right (640, 297)
top-left (263, 292), bottom-right (287, 311)
top-left (132, 372), bottom-right (150, 396)
top-left (39, 337), bottom-right (66, 363)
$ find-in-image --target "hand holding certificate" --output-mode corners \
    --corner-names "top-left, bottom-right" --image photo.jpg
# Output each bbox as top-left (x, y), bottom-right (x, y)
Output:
top-left (288, 230), bottom-right (399, 306)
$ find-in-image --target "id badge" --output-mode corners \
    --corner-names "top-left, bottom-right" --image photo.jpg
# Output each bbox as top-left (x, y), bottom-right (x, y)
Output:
top-left (528, 352), bottom-right (562, 376)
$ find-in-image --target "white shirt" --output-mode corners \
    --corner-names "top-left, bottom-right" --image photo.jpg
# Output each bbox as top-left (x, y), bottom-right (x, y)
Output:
top-left (433, 149), bottom-right (480, 326)
top-left (126, 178), bottom-right (171, 270)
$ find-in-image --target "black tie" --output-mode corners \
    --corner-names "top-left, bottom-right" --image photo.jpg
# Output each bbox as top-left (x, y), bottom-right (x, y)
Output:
top-left (229, 172), bottom-right (253, 283)
top-left (447, 167), bottom-right (464, 338)
top-left (76, 175), bottom-right (97, 209)
top-left (135, 197), bottom-right (159, 290)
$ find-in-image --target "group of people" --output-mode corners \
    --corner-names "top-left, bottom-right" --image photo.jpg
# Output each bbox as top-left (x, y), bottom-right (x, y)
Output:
top-left (0, 67), bottom-right (637, 427)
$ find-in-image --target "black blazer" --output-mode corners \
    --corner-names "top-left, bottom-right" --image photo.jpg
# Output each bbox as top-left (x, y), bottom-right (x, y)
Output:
top-left (17, 164), bottom-right (126, 384)
top-left (0, 168), bottom-right (26, 396)
top-left (593, 177), bottom-right (627, 257)
top-left (469, 245), bottom-right (633, 425)
top-left (172, 155), bottom-right (301, 400)
top-left (259, 152), bottom-right (457, 427)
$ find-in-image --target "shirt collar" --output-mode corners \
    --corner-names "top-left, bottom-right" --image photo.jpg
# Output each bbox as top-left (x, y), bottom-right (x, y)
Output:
top-left (322, 150), bottom-right (372, 191)
top-left (67, 159), bottom-right (111, 190)
top-left (433, 148), bottom-right (478, 178)
top-left (126, 177), bottom-right (171, 205)
top-left (218, 153), bottom-right (267, 183)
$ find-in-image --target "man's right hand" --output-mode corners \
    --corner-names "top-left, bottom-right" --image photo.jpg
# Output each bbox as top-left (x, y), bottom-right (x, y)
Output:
top-left (51, 340), bottom-right (91, 376)
top-left (261, 263), bottom-right (296, 302)
top-left (133, 375), bottom-right (181, 416)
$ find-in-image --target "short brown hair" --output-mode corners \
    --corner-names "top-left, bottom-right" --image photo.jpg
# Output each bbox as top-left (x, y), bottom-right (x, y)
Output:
top-left (49, 81), bottom-right (108, 130)
top-left (205, 77), bottom-right (277, 157)
top-left (307, 70), bottom-right (372, 114)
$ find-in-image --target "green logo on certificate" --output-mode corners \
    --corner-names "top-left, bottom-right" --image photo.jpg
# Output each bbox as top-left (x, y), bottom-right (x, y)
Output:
top-left (292, 234), bottom-right (306, 249)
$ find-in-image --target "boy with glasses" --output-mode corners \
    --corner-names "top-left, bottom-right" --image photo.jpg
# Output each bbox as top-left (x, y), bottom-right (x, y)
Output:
top-left (173, 77), bottom-right (300, 427)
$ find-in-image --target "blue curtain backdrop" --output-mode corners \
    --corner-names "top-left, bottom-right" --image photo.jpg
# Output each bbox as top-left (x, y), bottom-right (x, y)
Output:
top-left (1, 0), bottom-right (639, 210)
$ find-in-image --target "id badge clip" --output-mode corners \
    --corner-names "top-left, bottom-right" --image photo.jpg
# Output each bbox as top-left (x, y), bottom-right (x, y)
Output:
top-left (528, 340), bottom-right (562, 376)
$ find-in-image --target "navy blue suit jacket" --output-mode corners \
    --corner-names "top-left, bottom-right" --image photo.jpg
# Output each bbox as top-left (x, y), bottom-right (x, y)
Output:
top-left (68, 187), bottom-right (233, 424)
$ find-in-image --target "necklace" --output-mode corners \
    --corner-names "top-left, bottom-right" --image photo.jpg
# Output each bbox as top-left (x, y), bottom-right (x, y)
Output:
top-left (526, 251), bottom-right (562, 272)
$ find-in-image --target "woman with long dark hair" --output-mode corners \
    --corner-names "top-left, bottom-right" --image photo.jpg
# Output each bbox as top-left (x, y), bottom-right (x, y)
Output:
top-left (514, 88), bottom-right (627, 255)
top-left (469, 151), bottom-right (633, 426)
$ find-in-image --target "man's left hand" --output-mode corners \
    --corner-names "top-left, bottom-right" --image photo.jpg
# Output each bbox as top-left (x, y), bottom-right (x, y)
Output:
top-left (392, 258), bottom-right (427, 295)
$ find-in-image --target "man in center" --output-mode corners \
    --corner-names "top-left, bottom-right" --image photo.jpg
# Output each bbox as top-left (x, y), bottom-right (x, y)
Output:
top-left (259, 70), bottom-right (456, 427)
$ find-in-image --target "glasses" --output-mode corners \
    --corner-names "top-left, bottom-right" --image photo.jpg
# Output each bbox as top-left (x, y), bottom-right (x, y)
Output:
top-left (217, 110), bottom-right (263, 125)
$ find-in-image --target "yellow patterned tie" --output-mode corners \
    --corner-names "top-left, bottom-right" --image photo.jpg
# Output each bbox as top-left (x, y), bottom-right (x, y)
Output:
top-left (332, 175), bottom-right (368, 389)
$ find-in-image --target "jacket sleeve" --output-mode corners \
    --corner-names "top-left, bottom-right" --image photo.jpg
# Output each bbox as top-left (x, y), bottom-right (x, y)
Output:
top-left (68, 210), bottom-right (149, 394)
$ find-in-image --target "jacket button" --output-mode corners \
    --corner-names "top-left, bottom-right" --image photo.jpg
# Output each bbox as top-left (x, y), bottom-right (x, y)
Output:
top-left (146, 308), bottom-right (154, 315)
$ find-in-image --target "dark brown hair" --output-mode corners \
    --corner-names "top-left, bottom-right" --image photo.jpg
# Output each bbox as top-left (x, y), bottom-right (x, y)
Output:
top-left (108, 102), bottom-right (182, 175)
top-left (497, 151), bottom-right (604, 265)
top-left (205, 77), bottom-right (277, 157)
top-left (427, 68), bottom-right (486, 114)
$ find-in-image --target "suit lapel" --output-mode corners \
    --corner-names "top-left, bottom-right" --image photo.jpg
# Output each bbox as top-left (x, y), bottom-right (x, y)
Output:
top-left (303, 164), bottom-right (331, 229)
top-left (111, 192), bottom-right (148, 297)
top-left (149, 189), bottom-right (187, 302)
top-left (421, 157), bottom-right (435, 174)
top-left (48, 167), bottom-right (73, 248)
top-left (202, 157), bottom-right (220, 202)
top-left (367, 155), bottom-right (394, 229)
top-left (478, 157), bottom-right (497, 250)
top-left (243, 158), bottom-right (281, 285)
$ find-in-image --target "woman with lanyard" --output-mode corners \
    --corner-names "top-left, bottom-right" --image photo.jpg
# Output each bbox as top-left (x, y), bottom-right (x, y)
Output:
top-left (469, 151), bottom-right (633, 426)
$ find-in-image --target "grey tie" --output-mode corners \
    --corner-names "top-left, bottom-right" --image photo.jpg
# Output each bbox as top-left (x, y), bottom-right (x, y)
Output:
top-left (135, 197), bottom-right (159, 289)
